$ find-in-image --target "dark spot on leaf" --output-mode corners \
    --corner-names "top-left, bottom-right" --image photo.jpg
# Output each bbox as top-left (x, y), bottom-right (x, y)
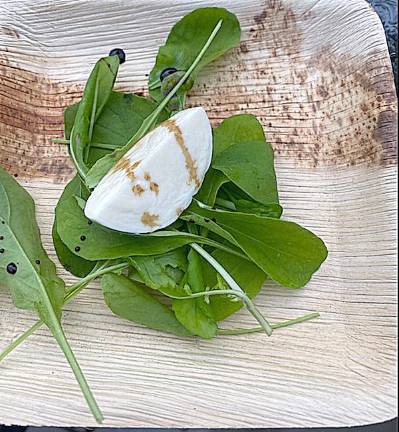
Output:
top-left (13, 173), bottom-right (18, 178)
top-left (160, 67), bottom-right (178, 82)
top-left (204, 218), bottom-right (210, 223)
top-left (0, 248), bottom-right (4, 253)
top-left (35, 259), bottom-right (40, 265)
top-left (80, 235), bottom-right (86, 241)
top-left (211, 218), bottom-right (217, 222)
top-left (109, 48), bottom-right (126, 64)
top-left (6, 262), bottom-right (17, 274)
top-left (75, 246), bottom-right (81, 252)
top-left (88, 220), bottom-right (93, 225)
top-left (0, 236), bottom-right (3, 240)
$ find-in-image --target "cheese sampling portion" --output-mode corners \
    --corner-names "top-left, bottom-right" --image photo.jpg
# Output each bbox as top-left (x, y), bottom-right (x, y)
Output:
top-left (84, 107), bottom-right (213, 233)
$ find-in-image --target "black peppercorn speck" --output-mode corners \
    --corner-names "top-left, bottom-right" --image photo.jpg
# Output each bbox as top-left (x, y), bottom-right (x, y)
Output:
top-left (109, 48), bottom-right (126, 64)
top-left (160, 67), bottom-right (178, 82)
top-left (6, 263), bottom-right (18, 275)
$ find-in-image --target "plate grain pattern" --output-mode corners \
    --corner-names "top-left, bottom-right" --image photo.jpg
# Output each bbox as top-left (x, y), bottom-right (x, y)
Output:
top-left (0, 0), bottom-right (397, 428)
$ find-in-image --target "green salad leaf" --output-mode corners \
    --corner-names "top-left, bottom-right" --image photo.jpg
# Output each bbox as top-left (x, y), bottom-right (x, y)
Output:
top-left (195, 169), bottom-right (228, 206)
top-left (129, 249), bottom-right (187, 296)
top-left (0, 167), bottom-right (102, 423)
top-left (213, 114), bottom-right (279, 205)
top-left (70, 55), bottom-right (120, 179)
top-left (188, 201), bottom-right (328, 289)
top-left (53, 176), bottom-right (96, 277)
top-left (172, 249), bottom-right (218, 339)
top-left (102, 273), bottom-right (191, 337)
top-left (148, 7), bottom-right (240, 102)
top-left (64, 92), bottom-right (168, 167)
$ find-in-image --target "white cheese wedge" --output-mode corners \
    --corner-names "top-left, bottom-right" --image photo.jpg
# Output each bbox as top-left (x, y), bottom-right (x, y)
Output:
top-left (84, 107), bottom-right (212, 233)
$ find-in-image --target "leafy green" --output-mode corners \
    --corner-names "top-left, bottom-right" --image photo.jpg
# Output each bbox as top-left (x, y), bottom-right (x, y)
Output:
top-left (0, 167), bottom-right (64, 321)
top-left (129, 249), bottom-right (187, 296)
top-left (148, 7), bottom-right (240, 102)
top-left (64, 92), bottom-right (168, 167)
top-left (213, 115), bottom-right (278, 204)
top-left (202, 250), bottom-right (266, 321)
top-left (195, 169), bottom-right (228, 206)
top-left (188, 201), bottom-right (328, 288)
top-left (172, 249), bottom-right (218, 339)
top-left (102, 273), bottom-right (191, 337)
top-left (0, 167), bottom-right (102, 422)
top-left (53, 176), bottom-right (96, 277)
top-left (70, 55), bottom-right (120, 179)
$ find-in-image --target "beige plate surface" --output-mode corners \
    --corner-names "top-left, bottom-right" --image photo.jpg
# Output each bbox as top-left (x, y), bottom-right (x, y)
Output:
top-left (0, 0), bottom-right (397, 427)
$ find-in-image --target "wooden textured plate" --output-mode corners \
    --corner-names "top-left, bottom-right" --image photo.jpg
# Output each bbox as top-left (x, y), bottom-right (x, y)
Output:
top-left (0, 0), bottom-right (397, 427)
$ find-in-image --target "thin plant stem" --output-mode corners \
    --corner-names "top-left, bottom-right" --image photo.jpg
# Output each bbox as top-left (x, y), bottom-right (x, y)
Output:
top-left (190, 243), bottom-right (273, 336)
top-left (217, 312), bottom-right (320, 335)
top-left (53, 138), bottom-right (70, 144)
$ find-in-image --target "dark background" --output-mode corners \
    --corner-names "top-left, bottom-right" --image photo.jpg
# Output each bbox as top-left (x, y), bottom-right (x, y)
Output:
top-left (1, 0), bottom-right (397, 431)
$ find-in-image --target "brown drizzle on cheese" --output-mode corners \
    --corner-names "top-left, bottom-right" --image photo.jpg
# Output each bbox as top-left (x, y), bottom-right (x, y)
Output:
top-left (163, 119), bottom-right (200, 188)
top-left (141, 212), bottom-right (159, 227)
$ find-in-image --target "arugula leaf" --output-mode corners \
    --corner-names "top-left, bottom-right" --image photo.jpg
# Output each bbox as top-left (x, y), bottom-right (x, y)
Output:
top-left (102, 273), bottom-right (191, 337)
top-left (195, 168), bottom-right (228, 206)
top-left (172, 249), bottom-right (218, 339)
top-left (202, 250), bottom-right (266, 321)
top-left (64, 92), bottom-right (168, 167)
top-left (70, 55), bottom-right (120, 179)
top-left (0, 168), bottom-right (64, 320)
top-left (129, 249), bottom-right (187, 296)
top-left (148, 7), bottom-right (240, 102)
top-left (0, 167), bottom-right (102, 422)
top-left (53, 176), bottom-right (96, 277)
top-left (188, 201), bottom-right (328, 289)
top-left (212, 115), bottom-right (279, 204)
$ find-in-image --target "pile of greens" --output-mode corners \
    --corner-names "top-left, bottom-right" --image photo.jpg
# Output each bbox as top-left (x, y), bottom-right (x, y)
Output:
top-left (0, 8), bottom-right (328, 423)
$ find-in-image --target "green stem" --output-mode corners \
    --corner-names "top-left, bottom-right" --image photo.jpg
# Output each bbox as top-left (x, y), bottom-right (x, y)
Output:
top-left (0, 320), bottom-right (42, 362)
top-left (51, 324), bottom-right (103, 423)
top-left (217, 312), bottom-right (320, 335)
top-left (123, 20), bottom-right (223, 151)
top-left (53, 138), bottom-right (118, 152)
top-left (186, 243), bottom-right (272, 337)
top-left (0, 262), bottom-right (128, 363)
top-left (53, 138), bottom-right (70, 144)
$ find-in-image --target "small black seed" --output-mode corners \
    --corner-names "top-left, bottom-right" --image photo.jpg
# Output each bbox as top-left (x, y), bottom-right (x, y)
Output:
top-left (160, 67), bottom-right (178, 82)
top-left (0, 248), bottom-right (4, 253)
top-left (80, 235), bottom-right (86, 241)
top-left (75, 246), bottom-right (81, 252)
top-left (109, 48), bottom-right (126, 64)
top-left (0, 236), bottom-right (4, 240)
top-left (6, 262), bottom-right (17, 275)
top-left (35, 259), bottom-right (41, 265)
top-left (13, 173), bottom-right (18, 178)
top-left (1, 221), bottom-right (5, 224)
